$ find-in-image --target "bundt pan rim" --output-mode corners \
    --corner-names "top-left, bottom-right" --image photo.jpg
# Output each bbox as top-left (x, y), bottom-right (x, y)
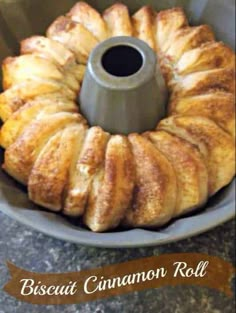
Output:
top-left (0, 0), bottom-right (235, 247)
top-left (0, 180), bottom-right (235, 248)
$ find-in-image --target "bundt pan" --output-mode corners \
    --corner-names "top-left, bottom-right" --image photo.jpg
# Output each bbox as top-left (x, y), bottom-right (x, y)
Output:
top-left (0, 0), bottom-right (235, 247)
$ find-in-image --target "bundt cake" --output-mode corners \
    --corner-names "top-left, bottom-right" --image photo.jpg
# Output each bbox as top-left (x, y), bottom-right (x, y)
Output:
top-left (0, 2), bottom-right (235, 232)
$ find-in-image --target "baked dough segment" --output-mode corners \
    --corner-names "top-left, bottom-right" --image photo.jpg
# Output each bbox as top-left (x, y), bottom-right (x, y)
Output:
top-left (158, 116), bottom-right (235, 196)
top-left (61, 67), bottom-right (81, 92)
top-left (72, 64), bottom-right (86, 83)
top-left (68, 2), bottom-right (108, 41)
top-left (47, 16), bottom-right (98, 64)
top-left (169, 91), bottom-right (235, 138)
top-left (170, 67), bottom-right (235, 97)
top-left (20, 36), bottom-right (75, 67)
top-left (3, 112), bottom-right (85, 185)
top-left (28, 124), bottom-right (87, 211)
top-left (2, 55), bottom-right (63, 90)
top-left (2, 54), bottom-right (80, 93)
top-left (132, 6), bottom-right (156, 50)
top-left (156, 22), bottom-right (215, 84)
top-left (0, 79), bottom-right (76, 121)
top-left (0, 97), bottom-right (78, 148)
top-left (144, 131), bottom-right (208, 217)
top-left (103, 3), bottom-right (133, 37)
top-left (175, 42), bottom-right (235, 75)
top-left (164, 25), bottom-right (215, 64)
top-left (84, 135), bottom-right (135, 232)
top-left (64, 126), bottom-right (109, 217)
top-left (123, 134), bottom-right (177, 228)
top-left (155, 7), bottom-right (188, 53)
top-left (21, 36), bottom-right (86, 85)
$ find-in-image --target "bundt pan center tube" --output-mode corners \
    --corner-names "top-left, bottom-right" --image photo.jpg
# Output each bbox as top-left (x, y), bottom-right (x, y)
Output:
top-left (80, 36), bottom-right (167, 134)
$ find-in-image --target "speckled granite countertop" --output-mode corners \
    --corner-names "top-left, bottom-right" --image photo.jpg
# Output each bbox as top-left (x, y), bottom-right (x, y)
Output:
top-left (0, 211), bottom-right (235, 313)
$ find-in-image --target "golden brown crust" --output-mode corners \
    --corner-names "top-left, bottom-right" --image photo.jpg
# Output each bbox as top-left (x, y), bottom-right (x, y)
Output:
top-left (156, 7), bottom-right (188, 52)
top-left (170, 67), bottom-right (235, 97)
top-left (132, 6), bottom-right (156, 50)
top-left (28, 124), bottom-right (86, 211)
top-left (164, 25), bottom-right (215, 63)
top-left (123, 134), bottom-right (177, 228)
top-left (84, 135), bottom-right (135, 232)
top-left (68, 2), bottom-right (108, 41)
top-left (64, 126), bottom-right (110, 217)
top-left (47, 16), bottom-right (98, 64)
top-left (0, 79), bottom-right (76, 121)
top-left (175, 42), bottom-right (235, 75)
top-left (103, 3), bottom-right (133, 37)
top-left (0, 97), bottom-right (78, 148)
top-left (2, 55), bottom-right (64, 90)
top-left (20, 36), bottom-right (75, 67)
top-left (144, 130), bottom-right (208, 216)
top-left (159, 25), bottom-right (216, 84)
top-left (169, 91), bottom-right (235, 137)
top-left (158, 116), bottom-right (235, 196)
top-left (72, 64), bottom-right (86, 83)
top-left (3, 113), bottom-right (85, 184)
top-left (2, 53), bottom-right (80, 93)
top-left (63, 67), bottom-right (81, 91)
